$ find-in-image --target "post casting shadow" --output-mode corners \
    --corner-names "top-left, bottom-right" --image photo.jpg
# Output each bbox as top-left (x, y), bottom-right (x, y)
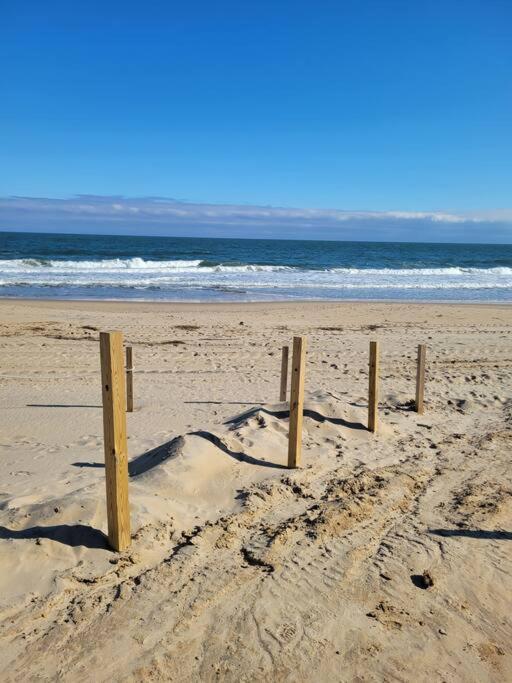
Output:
top-left (27, 404), bottom-right (102, 409)
top-left (72, 462), bottom-right (104, 468)
top-left (128, 437), bottom-right (185, 476)
top-left (72, 437), bottom-right (186, 477)
top-left (190, 430), bottom-right (286, 469)
top-left (184, 401), bottom-right (266, 406)
top-left (0, 524), bottom-right (109, 549)
top-left (429, 529), bottom-right (512, 540)
top-left (72, 426), bottom-right (286, 474)
top-left (225, 406), bottom-right (366, 431)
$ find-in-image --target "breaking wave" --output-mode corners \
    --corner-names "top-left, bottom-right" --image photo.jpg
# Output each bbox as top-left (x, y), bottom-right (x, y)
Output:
top-left (1, 257), bottom-right (512, 295)
top-left (1, 257), bottom-right (512, 276)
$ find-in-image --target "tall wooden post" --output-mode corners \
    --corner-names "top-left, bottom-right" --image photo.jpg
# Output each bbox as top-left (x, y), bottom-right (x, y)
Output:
top-left (368, 340), bottom-right (379, 433)
top-left (126, 346), bottom-right (134, 413)
top-left (280, 345), bottom-right (289, 402)
top-left (100, 331), bottom-right (131, 552)
top-left (415, 344), bottom-right (426, 414)
top-left (288, 336), bottom-right (307, 468)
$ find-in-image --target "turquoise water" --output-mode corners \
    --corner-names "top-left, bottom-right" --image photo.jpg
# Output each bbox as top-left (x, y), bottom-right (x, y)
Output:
top-left (1, 231), bottom-right (512, 302)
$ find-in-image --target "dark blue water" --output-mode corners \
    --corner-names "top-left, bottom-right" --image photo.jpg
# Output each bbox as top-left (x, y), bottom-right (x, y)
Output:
top-left (1, 231), bottom-right (512, 302)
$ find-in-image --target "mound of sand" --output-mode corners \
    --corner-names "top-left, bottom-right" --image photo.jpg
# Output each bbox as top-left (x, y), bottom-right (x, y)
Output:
top-left (0, 300), bottom-right (511, 681)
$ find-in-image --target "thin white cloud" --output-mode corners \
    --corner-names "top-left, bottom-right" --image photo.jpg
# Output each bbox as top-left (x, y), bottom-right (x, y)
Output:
top-left (2, 195), bottom-right (509, 222)
top-left (1, 195), bottom-right (511, 242)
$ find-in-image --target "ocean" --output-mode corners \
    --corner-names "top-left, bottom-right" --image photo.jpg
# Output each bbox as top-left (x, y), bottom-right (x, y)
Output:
top-left (1, 231), bottom-right (512, 303)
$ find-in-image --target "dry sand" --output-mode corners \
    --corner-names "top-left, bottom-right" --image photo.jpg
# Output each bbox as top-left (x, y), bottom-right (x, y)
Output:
top-left (0, 298), bottom-right (511, 681)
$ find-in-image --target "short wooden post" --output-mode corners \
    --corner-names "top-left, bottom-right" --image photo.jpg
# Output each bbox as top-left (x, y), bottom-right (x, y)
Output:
top-left (100, 331), bottom-right (131, 552)
top-left (368, 340), bottom-right (379, 432)
top-left (415, 344), bottom-right (426, 414)
top-left (288, 336), bottom-right (307, 468)
top-left (280, 345), bottom-right (289, 402)
top-left (126, 346), bottom-right (134, 413)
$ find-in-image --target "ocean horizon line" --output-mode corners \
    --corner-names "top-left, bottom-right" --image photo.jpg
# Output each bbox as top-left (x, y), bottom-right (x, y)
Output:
top-left (2, 228), bottom-right (512, 248)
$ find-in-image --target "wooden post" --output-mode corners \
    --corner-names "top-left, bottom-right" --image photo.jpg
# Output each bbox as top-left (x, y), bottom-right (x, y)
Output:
top-left (100, 331), bottom-right (131, 552)
top-left (368, 340), bottom-right (379, 433)
top-left (415, 344), bottom-right (426, 414)
top-left (126, 346), bottom-right (134, 413)
top-left (288, 336), bottom-right (307, 468)
top-left (280, 345), bottom-right (289, 402)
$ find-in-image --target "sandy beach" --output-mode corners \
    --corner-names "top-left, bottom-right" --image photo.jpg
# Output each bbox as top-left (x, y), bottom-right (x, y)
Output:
top-left (0, 298), bottom-right (511, 681)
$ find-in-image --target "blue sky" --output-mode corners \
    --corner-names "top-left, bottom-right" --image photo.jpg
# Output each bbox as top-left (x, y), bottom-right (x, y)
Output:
top-left (1, 1), bottom-right (511, 241)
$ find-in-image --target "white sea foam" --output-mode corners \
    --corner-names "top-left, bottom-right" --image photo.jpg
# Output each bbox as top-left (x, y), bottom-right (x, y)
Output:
top-left (0, 258), bottom-right (296, 273)
top-left (1, 257), bottom-right (512, 295)
top-left (329, 266), bottom-right (512, 275)
top-left (1, 257), bottom-right (512, 274)
top-left (0, 258), bottom-right (203, 270)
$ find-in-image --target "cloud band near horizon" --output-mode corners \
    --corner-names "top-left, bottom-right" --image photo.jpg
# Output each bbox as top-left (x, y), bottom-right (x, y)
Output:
top-left (1, 195), bottom-right (511, 243)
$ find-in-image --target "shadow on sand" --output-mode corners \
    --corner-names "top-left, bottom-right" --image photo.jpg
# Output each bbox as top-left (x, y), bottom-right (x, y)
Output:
top-left (73, 436), bottom-right (186, 477)
top-left (184, 401), bottom-right (266, 406)
top-left (429, 528), bottom-right (512, 540)
top-left (190, 430), bottom-right (286, 469)
top-left (27, 404), bottom-right (101, 409)
top-left (72, 402), bottom-right (366, 475)
top-left (0, 523), bottom-right (109, 549)
top-left (225, 405), bottom-right (366, 431)
top-left (73, 422), bottom-right (288, 475)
